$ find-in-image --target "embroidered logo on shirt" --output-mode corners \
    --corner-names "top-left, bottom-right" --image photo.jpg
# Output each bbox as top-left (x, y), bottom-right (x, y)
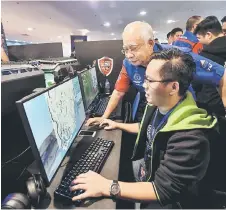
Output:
top-left (133, 72), bottom-right (142, 85)
top-left (200, 60), bottom-right (212, 71)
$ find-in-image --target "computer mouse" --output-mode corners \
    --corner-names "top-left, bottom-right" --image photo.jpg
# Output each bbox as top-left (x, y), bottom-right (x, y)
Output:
top-left (88, 124), bottom-right (99, 130)
top-left (89, 122), bottom-right (100, 126)
top-left (99, 123), bottom-right (108, 128)
top-left (88, 123), bottom-right (108, 131)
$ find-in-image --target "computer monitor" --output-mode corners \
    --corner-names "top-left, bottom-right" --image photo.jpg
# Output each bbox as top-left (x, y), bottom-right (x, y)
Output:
top-left (8, 42), bottom-right (63, 61)
top-left (78, 67), bottom-right (99, 110)
top-left (1, 71), bottom-right (45, 199)
top-left (16, 76), bottom-right (86, 185)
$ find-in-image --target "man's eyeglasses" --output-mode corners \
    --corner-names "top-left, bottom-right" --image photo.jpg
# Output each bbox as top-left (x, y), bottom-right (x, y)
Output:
top-left (121, 44), bottom-right (142, 55)
top-left (144, 76), bottom-right (174, 85)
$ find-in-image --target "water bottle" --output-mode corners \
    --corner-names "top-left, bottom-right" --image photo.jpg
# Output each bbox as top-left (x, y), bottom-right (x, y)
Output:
top-left (105, 78), bottom-right (111, 95)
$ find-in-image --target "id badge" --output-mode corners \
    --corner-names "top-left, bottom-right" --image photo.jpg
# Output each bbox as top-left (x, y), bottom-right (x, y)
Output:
top-left (138, 162), bottom-right (147, 182)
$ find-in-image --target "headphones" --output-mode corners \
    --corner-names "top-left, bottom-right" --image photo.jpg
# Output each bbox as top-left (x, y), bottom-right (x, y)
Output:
top-left (1, 174), bottom-right (47, 209)
top-left (53, 64), bottom-right (76, 84)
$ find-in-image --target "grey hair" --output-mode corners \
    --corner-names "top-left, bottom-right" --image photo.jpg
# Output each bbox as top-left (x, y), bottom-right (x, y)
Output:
top-left (122, 21), bottom-right (154, 43)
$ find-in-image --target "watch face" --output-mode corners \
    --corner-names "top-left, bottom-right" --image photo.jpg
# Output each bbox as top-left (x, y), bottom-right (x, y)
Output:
top-left (111, 183), bottom-right (120, 195)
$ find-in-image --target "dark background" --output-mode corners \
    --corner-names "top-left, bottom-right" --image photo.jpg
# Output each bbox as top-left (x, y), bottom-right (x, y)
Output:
top-left (8, 42), bottom-right (63, 61)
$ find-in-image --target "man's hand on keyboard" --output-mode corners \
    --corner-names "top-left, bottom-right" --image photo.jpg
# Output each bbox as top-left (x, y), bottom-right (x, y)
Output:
top-left (70, 170), bottom-right (111, 201)
top-left (100, 119), bottom-right (118, 130)
top-left (86, 117), bottom-right (105, 126)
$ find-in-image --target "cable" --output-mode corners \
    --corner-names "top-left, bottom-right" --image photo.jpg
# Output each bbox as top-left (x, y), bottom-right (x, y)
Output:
top-left (1, 146), bottom-right (31, 168)
top-left (16, 166), bottom-right (28, 180)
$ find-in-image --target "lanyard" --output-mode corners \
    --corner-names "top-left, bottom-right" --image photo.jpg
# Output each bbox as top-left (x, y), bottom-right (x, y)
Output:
top-left (150, 95), bottom-right (186, 140)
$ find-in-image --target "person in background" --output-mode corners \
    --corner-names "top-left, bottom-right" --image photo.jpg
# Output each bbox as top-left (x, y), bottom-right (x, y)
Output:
top-left (170, 27), bottom-right (183, 43)
top-left (195, 16), bottom-right (226, 66)
top-left (166, 32), bottom-right (173, 44)
top-left (173, 15), bottom-right (203, 53)
top-left (221, 16), bottom-right (226, 36)
top-left (86, 21), bottom-right (226, 126)
top-left (154, 38), bottom-right (160, 44)
top-left (193, 16), bottom-right (226, 116)
top-left (71, 49), bottom-right (225, 208)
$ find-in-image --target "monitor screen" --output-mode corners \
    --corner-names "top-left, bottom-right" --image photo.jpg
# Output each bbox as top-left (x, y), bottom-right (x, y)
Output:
top-left (16, 76), bottom-right (86, 184)
top-left (80, 67), bottom-right (99, 109)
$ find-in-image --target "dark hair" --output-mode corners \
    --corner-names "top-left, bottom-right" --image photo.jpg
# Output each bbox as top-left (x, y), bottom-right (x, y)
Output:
top-left (221, 16), bottom-right (226, 23)
top-left (167, 32), bottom-right (171, 39)
top-left (150, 48), bottom-right (195, 96)
top-left (186, 15), bottom-right (202, 31)
top-left (155, 38), bottom-right (159, 41)
top-left (170, 28), bottom-right (183, 36)
top-left (194, 16), bottom-right (222, 36)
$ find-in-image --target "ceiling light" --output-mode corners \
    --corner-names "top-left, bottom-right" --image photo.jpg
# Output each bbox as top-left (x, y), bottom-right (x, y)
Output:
top-left (27, 27), bottom-right (33, 31)
top-left (167, 20), bottom-right (176, 24)
top-left (14, 40), bottom-right (18, 42)
top-left (140, 11), bottom-right (147, 16)
top-left (103, 22), bottom-right (111, 27)
top-left (78, 29), bottom-right (90, 35)
top-left (6, 38), bottom-right (8, 40)
top-left (70, 32), bottom-right (74, 35)
top-left (57, 36), bottom-right (62, 38)
top-left (30, 42), bottom-right (33, 44)
top-left (153, 31), bottom-right (158, 34)
top-left (113, 38), bottom-right (117, 40)
top-left (111, 33), bottom-right (115, 36)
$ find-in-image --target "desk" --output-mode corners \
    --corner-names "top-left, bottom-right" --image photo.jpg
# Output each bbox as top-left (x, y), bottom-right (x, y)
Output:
top-left (40, 125), bottom-right (122, 209)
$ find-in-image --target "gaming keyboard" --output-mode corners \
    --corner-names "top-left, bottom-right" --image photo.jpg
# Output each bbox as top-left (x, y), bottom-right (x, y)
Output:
top-left (54, 138), bottom-right (114, 204)
top-left (87, 96), bottom-right (120, 119)
top-left (94, 97), bottom-right (110, 115)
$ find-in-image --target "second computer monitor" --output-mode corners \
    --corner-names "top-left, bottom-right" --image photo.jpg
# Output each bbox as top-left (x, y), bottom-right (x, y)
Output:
top-left (16, 76), bottom-right (86, 185)
top-left (79, 67), bottom-right (99, 110)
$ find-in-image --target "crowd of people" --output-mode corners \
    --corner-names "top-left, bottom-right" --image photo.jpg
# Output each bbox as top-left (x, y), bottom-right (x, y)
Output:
top-left (2, 13), bottom-right (226, 209)
top-left (71, 16), bottom-right (226, 208)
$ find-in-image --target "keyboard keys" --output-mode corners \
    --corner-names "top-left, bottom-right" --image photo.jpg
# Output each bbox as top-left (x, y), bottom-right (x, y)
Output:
top-left (54, 138), bottom-right (114, 204)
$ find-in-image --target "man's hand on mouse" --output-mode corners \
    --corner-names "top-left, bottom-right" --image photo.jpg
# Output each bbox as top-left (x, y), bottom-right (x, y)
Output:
top-left (85, 117), bottom-right (106, 126)
top-left (100, 119), bottom-right (118, 130)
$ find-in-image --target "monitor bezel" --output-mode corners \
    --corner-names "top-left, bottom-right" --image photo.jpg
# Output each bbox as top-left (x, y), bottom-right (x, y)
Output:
top-left (77, 67), bottom-right (99, 110)
top-left (16, 76), bottom-right (86, 186)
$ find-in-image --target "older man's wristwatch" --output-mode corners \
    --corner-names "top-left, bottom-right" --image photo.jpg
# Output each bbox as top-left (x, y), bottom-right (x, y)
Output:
top-left (110, 180), bottom-right (121, 198)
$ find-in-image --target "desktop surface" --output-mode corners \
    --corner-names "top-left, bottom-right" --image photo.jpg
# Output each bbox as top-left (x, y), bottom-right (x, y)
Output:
top-left (40, 123), bottom-right (122, 209)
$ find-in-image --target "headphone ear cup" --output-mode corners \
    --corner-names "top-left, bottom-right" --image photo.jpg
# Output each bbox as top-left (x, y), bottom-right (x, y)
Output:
top-left (35, 174), bottom-right (47, 197)
top-left (26, 176), bottom-right (39, 206)
top-left (1, 193), bottom-right (31, 209)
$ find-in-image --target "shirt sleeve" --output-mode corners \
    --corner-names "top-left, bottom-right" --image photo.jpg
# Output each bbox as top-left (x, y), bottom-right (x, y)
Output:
top-left (114, 65), bottom-right (131, 93)
top-left (161, 44), bottom-right (225, 86)
top-left (190, 52), bottom-right (225, 86)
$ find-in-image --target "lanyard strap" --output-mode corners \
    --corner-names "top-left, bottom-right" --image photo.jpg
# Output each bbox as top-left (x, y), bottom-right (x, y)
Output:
top-left (150, 95), bottom-right (186, 139)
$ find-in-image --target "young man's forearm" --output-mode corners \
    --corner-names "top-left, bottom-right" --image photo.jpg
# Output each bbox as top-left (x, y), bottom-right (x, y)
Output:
top-left (116, 122), bottom-right (139, 133)
top-left (102, 90), bottom-right (125, 118)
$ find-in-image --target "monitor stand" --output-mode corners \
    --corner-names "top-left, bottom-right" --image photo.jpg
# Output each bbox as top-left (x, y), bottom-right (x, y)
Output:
top-left (27, 160), bottom-right (40, 175)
